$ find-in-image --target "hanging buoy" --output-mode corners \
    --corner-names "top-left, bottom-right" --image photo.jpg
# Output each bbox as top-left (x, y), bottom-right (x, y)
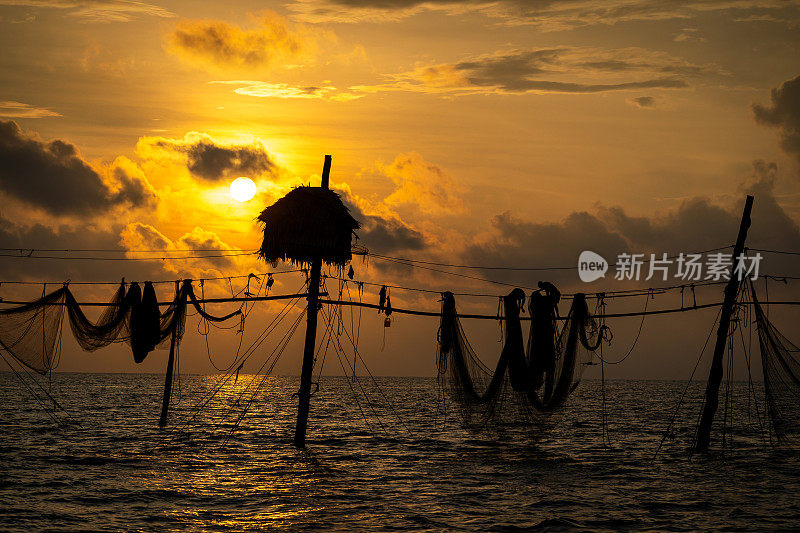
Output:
top-left (385, 294), bottom-right (392, 317)
top-left (384, 317), bottom-right (391, 328)
top-left (266, 273), bottom-right (274, 288)
top-left (347, 265), bottom-right (355, 279)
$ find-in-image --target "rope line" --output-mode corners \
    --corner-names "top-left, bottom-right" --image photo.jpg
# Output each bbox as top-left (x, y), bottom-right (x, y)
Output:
top-left (367, 245), bottom-right (732, 271)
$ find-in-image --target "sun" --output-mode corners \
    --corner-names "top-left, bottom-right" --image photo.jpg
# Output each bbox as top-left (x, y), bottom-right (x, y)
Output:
top-left (230, 177), bottom-right (257, 202)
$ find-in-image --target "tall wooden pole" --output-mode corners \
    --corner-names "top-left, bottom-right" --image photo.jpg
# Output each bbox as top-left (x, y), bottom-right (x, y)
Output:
top-left (159, 279), bottom-right (180, 428)
top-left (294, 155), bottom-right (331, 448)
top-left (158, 328), bottom-right (177, 428)
top-left (695, 195), bottom-right (754, 452)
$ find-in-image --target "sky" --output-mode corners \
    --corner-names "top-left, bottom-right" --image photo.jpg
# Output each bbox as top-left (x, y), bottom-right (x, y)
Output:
top-left (1, 0), bottom-right (800, 379)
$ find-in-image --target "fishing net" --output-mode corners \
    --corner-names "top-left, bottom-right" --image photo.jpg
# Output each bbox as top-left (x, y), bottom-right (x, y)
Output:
top-left (0, 280), bottom-right (240, 374)
top-left (0, 288), bottom-right (67, 374)
top-left (751, 283), bottom-right (800, 444)
top-left (437, 286), bottom-right (604, 429)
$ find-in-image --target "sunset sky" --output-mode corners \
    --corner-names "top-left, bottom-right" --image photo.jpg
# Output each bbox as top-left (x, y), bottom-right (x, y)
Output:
top-left (1, 0), bottom-right (800, 378)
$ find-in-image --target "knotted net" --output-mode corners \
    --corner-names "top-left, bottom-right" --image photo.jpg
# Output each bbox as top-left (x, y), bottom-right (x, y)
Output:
top-left (437, 287), bottom-right (603, 429)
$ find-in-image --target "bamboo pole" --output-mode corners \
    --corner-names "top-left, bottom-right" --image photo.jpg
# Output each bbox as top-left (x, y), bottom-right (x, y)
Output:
top-left (159, 281), bottom-right (181, 429)
top-left (158, 326), bottom-right (177, 428)
top-left (293, 155), bottom-right (331, 448)
top-left (695, 195), bottom-right (754, 452)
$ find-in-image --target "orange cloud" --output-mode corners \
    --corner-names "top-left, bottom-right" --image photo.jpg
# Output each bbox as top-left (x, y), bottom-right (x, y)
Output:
top-left (166, 11), bottom-right (325, 72)
top-left (120, 223), bottom-right (246, 276)
top-left (380, 152), bottom-right (465, 215)
top-left (0, 101), bottom-right (60, 118)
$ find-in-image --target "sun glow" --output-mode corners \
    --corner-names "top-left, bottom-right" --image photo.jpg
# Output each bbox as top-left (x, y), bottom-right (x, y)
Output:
top-left (230, 177), bottom-right (257, 202)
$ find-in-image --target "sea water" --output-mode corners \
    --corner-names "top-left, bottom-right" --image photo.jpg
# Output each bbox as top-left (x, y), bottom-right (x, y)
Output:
top-left (1, 373), bottom-right (799, 531)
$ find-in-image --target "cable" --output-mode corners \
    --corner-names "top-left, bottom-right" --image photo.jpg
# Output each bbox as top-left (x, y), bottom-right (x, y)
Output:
top-left (750, 248), bottom-right (800, 257)
top-left (0, 247), bottom-right (259, 253)
top-left (0, 269), bottom-right (302, 286)
top-left (326, 273), bottom-right (729, 301)
top-left (0, 251), bottom-right (256, 261)
top-left (367, 245), bottom-right (732, 271)
top-left (652, 306), bottom-right (723, 462)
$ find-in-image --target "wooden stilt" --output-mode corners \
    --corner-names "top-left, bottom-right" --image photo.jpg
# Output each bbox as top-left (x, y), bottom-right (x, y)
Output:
top-left (158, 327), bottom-right (177, 428)
top-left (695, 194), bottom-right (754, 452)
top-left (293, 155), bottom-right (331, 448)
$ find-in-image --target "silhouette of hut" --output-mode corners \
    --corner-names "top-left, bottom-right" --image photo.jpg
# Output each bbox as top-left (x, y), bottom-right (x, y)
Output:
top-left (257, 186), bottom-right (360, 267)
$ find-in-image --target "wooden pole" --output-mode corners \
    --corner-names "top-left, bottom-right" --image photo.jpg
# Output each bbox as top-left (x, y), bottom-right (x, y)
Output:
top-left (158, 327), bottom-right (177, 428)
top-left (293, 155), bottom-right (331, 448)
top-left (159, 280), bottom-right (181, 428)
top-left (695, 194), bottom-right (754, 452)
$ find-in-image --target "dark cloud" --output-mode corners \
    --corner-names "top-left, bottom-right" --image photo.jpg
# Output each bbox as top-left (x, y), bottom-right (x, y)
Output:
top-left (492, 77), bottom-right (686, 93)
top-left (599, 198), bottom-right (736, 253)
top-left (464, 210), bottom-right (628, 286)
top-left (289, 0), bottom-right (800, 28)
top-left (455, 49), bottom-right (559, 80)
top-left (463, 163), bottom-right (800, 287)
top-left (444, 49), bottom-right (687, 93)
top-left (339, 194), bottom-right (426, 253)
top-left (629, 96), bottom-right (656, 108)
top-left (358, 47), bottom-right (699, 96)
top-left (0, 216), bottom-right (164, 284)
top-left (167, 13), bottom-right (306, 71)
top-left (0, 120), bottom-right (156, 216)
top-left (154, 139), bottom-right (277, 181)
top-left (580, 60), bottom-right (705, 77)
top-left (753, 74), bottom-right (800, 165)
top-left (0, 0), bottom-right (173, 22)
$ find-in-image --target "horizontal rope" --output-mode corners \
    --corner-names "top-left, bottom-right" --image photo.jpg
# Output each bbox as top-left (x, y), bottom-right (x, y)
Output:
top-left (749, 248), bottom-right (800, 257)
top-left (326, 274), bottom-right (729, 300)
top-left (367, 246), bottom-right (732, 272)
top-left (0, 247), bottom-right (260, 254)
top-left (0, 292), bottom-right (322, 307)
top-left (319, 299), bottom-right (800, 320)
top-left (0, 269), bottom-right (303, 286)
top-left (0, 251), bottom-right (256, 261)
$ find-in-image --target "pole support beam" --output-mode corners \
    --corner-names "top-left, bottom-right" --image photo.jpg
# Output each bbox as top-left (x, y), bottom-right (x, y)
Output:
top-left (294, 155), bottom-right (331, 448)
top-left (695, 194), bottom-right (754, 452)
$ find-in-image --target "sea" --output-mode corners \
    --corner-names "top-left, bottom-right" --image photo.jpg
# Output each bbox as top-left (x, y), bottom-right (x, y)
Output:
top-left (1, 373), bottom-right (799, 532)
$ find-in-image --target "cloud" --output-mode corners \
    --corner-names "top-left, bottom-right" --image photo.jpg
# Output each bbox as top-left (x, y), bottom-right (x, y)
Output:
top-left (136, 132), bottom-right (279, 182)
top-left (379, 152), bottom-right (465, 214)
top-left (628, 96), bottom-right (656, 108)
top-left (463, 161), bottom-right (800, 286)
top-left (0, 120), bottom-right (156, 216)
top-left (0, 216), bottom-right (167, 283)
top-left (210, 80), bottom-right (363, 101)
top-left (336, 185), bottom-right (426, 254)
top-left (351, 47), bottom-right (717, 97)
top-left (464, 210), bottom-right (629, 287)
top-left (753, 74), bottom-right (800, 166)
top-left (166, 11), bottom-right (320, 72)
top-left (0, 0), bottom-right (174, 22)
top-left (120, 223), bottom-right (240, 273)
top-left (673, 28), bottom-right (706, 42)
top-left (287, 0), bottom-right (800, 29)
top-left (0, 101), bottom-right (61, 119)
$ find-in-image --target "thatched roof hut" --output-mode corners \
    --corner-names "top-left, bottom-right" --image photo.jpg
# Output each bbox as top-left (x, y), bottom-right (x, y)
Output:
top-left (257, 186), bottom-right (360, 267)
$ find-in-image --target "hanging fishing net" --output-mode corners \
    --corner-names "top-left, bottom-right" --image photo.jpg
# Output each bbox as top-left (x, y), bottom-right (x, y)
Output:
top-left (0, 280), bottom-right (240, 375)
top-left (751, 283), bottom-right (800, 444)
top-left (0, 288), bottom-right (67, 374)
top-left (437, 286), bottom-right (604, 429)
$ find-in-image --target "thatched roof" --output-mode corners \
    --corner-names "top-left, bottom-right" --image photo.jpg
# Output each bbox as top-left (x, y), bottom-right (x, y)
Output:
top-left (257, 186), bottom-right (360, 267)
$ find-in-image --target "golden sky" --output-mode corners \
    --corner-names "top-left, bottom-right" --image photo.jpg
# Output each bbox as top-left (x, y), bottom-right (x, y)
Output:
top-left (1, 0), bottom-right (800, 377)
